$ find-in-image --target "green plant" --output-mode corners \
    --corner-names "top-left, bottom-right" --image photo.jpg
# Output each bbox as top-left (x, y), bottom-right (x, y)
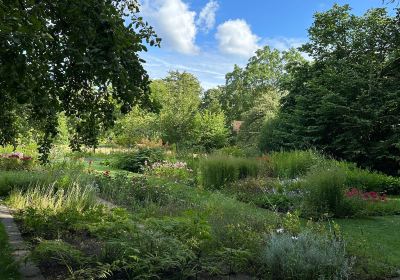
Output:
top-left (226, 178), bottom-right (295, 212)
top-left (96, 174), bottom-right (177, 209)
top-left (303, 168), bottom-right (352, 218)
top-left (268, 150), bottom-right (326, 178)
top-left (0, 223), bottom-right (20, 279)
top-left (200, 156), bottom-right (262, 189)
top-left (0, 171), bottom-right (46, 196)
top-left (261, 231), bottom-right (353, 280)
top-left (0, 152), bottom-right (36, 171)
top-left (8, 183), bottom-right (97, 213)
top-left (343, 165), bottom-right (400, 195)
top-left (31, 240), bottom-right (87, 269)
top-left (146, 160), bottom-right (194, 183)
top-left (112, 147), bottom-right (165, 173)
top-left (214, 146), bottom-right (246, 158)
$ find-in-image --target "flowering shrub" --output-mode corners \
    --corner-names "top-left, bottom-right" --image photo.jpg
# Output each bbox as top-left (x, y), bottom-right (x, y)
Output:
top-left (346, 188), bottom-right (387, 202)
top-left (147, 160), bottom-right (193, 182)
top-left (0, 152), bottom-right (35, 171)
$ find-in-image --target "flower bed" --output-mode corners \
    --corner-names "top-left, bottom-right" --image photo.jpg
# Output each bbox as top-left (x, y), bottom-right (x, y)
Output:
top-left (146, 160), bottom-right (193, 182)
top-left (0, 152), bottom-right (35, 171)
top-left (346, 188), bottom-right (387, 202)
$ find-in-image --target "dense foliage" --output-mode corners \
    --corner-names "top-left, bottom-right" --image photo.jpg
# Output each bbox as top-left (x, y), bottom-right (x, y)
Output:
top-left (0, 0), bottom-right (160, 161)
top-left (260, 5), bottom-right (400, 175)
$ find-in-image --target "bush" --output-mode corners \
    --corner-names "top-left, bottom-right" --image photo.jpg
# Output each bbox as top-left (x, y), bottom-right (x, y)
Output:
top-left (0, 152), bottom-right (35, 171)
top-left (200, 156), bottom-right (262, 189)
top-left (31, 240), bottom-right (86, 268)
top-left (112, 147), bottom-right (165, 173)
top-left (303, 168), bottom-right (352, 218)
top-left (343, 165), bottom-right (400, 195)
top-left (268, 150), bottom-right (326, 178)
top-left (261, 231), bottom-right (353, 280)
top-left (146, 160), bottom-right (194, 183)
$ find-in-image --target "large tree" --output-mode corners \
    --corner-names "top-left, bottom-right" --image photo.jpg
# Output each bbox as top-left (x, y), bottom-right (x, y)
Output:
top-left (261, 5), bottom-right (400, 174)
top-left (0, 0), bottom-right (160, 161)
top-left (220, 47), bottom-right (304, 124)
top-left (158, 71), bottom-right (202, 148)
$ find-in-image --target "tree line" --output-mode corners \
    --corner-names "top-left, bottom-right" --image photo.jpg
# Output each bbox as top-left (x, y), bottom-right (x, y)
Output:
top-left (1, 2), bottom-right (399, 174)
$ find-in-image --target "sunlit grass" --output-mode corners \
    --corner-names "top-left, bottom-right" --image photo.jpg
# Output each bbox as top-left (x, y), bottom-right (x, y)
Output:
top-left (8, 183), bottom-right (97, 213)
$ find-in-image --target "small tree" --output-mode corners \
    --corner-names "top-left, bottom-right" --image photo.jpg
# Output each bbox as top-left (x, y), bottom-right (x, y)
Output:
top-left (193, 110), bottom-right (228, 152)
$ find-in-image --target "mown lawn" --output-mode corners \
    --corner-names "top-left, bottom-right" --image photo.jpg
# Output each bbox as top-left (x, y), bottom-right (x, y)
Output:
top-left (333, 216), bottom-right (400, 278)
top-left (0, 222), bottom-right (20, 280)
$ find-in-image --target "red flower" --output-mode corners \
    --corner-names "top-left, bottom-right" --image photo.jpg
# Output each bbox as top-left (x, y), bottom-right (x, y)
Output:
top-left (21, 156), bottom-right (32, 161)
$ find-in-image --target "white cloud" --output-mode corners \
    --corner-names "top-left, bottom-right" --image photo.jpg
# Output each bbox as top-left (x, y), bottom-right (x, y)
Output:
top-left (215, 19), bottom-right (260, 58)
top-left (141, 0), bottom-right (198, 54)
top-left (196, 0), bottom-right (219, 33)
top-left (141, 51), bottom-right (247, 89)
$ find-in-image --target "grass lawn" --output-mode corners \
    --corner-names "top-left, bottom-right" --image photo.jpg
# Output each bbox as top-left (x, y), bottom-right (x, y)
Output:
top-left (333, 216), bottom-right (400, 278)
top-left (0, 222), bottom-right (20, 280)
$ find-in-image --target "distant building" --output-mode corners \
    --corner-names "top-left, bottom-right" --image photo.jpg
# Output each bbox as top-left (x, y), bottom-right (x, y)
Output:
top-left (232, 120), bottom-right (243, 133)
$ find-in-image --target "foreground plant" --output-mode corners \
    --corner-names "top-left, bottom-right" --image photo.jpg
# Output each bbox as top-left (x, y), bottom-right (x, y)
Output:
top-left (8, 183), bottom-right (97, 213)
top-left (261, 230), bottom-right (353, 280)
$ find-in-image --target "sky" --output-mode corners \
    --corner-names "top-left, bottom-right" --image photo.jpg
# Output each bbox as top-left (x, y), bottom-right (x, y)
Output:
top-left (137, 0), bottom-right (397, 89)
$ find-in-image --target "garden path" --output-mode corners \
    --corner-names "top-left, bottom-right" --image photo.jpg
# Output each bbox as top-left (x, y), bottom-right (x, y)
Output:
top-left (0, 204), bottom-right (44, 280)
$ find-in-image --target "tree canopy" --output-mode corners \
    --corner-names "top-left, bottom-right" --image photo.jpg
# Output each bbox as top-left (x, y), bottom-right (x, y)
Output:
top-left (0, 0), bottom-right (160, 161)
top-left (260, 5), bottom-right (400, 174)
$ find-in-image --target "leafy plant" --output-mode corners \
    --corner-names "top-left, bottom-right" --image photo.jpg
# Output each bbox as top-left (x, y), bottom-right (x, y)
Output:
top-left (112, 147), bottom-right (165, 173)
top-left (0, 152), bottom-right (35, 171)
top-left (343, 165), bottom-right (400, 195)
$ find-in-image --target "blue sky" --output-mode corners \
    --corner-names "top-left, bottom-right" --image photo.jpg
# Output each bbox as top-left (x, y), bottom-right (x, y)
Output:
top-left (138, 0), bottom-right (397, 89)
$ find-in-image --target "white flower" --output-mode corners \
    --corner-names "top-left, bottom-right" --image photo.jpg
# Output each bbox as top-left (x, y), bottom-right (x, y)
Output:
top-left (276, 228), bottom-right (284, 234)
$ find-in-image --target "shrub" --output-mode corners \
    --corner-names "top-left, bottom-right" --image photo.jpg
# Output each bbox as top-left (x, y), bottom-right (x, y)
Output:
top-left (303, 168), bottom-right (352, 218)
top-left (345, 188), bottom-right (400, 216)
top-left (268, 150), bottom-right (326, 178)
top-left (261, 231), bottom-right (353, 280)
top-left (200, 156), bottom-right (262, 189)
top-left (146, 160), bottom-right (194, 183)
top-left (112, 147), bottom-right (165, 173)
top-left (0, 152), bottom-right (35, 171)
top-left (31, 240), bottom-right (87, 269)
top-left (343, 166), bottom-right (400, 195)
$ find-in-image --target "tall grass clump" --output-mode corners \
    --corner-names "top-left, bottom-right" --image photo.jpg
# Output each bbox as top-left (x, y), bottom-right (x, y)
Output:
top-left (303, 168), bottom-right (352, 218)
top-left (8, 183), bottom-right (97, 213)
top-left (261, 231), bottom-right (352, 280)
top-left (200, 156), bottom-right (262, 189)
top-left (268, 150), bottom-right (326, 178)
